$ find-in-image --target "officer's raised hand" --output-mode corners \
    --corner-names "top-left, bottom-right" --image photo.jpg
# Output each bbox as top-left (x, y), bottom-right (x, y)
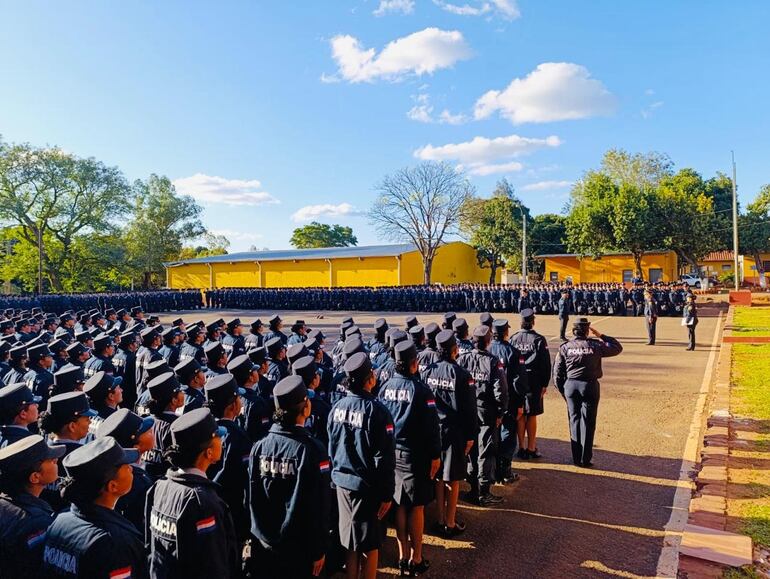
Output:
top-left (589, 326), bottom-right (602, 337)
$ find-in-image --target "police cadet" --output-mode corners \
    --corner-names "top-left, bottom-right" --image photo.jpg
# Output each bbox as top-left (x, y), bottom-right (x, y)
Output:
top-left (134, 359), bottom-right (172, 415)
top-left (287, 319), bottom-right (307, 346)
top-left (24, 344), bottom-right (55, 406)
top-left (50, 365), bottom-right (86, 398)
top-left (83, 371), bottom-right (123, 436)
top-left (553, 318), bottom-right (623, 467)
top-left (457, 325), bottom-right (508, 506)
top-left (293, 355), bottom-right (331, 447)
top-left (643, 289), bottom-right (658, 346)
top-left (683, 293), bottom-right (698, 351)
top-left (557, 289), bottom-right (572, 341)
top-left (83, 334), bottom-right (116, 378)
top-left (222, 318), bottom-right (247, 359)
top-left (146, 408), bottom-right (239, 579)
top-left (328, 352), bottom-right (395, 579)
top-left (4, 344), bottom-right (28, 386)
top-left (368, 318), bottom-right (389, 362)
top-left (0, 435), bottom-right (64, 578)
top-left (180, 324), bottom-right (206, 368)
top-left (378, 341), bottom-right (441, 576)
top-left (265, 337), bottom-right (289, 384)
top-left (419, 330), bottom-right (478, 538)
top-left (417, 322), bottom-right (441, 372)
top-left (113, 331), bottom-right (139, 411)
top-left (488, 318), bottom-right (524, 484)
top-left (452, 318), bottom-right (473, 356)
top-left (265, 315), bottom-right (287, 346)
top-left (0, 383), bottom-right (41, 447)
top-left (175, 357), bottom-right (207, 414)
top-left (248, 374), bottom-right (331, 579)
top-left (143, 372), bottom-right (184, 480)
top-left (41, 437), bottom-right (147, 579)
top-left (159, 327), bottom-right (182, 368)
top-left (245, 319), bottom-right (264, 350)
top-left (204, 373), bottom-right (251, 545)
top-left (136, 327), bottom-right (162, 392)
top-left (510, 309), bottom-right (551, 459)
top-left (204, 342), bottom-right (229, 378)
top-left (96, 408), bottom-right (155, 531)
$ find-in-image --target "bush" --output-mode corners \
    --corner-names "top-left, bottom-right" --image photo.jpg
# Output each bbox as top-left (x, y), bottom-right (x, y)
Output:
top-left (720, 271), bottom-right (735, 285)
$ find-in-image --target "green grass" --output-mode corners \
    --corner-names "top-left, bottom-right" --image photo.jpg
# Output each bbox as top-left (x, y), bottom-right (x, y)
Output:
top-left (732, 306), bottom-right (770, 336)
top-left (723, 567), bottom-right (764, 579)
top-left (732, 344), bottom-right (770, 421)
top-left (739, 503), bottom-right (770, 548)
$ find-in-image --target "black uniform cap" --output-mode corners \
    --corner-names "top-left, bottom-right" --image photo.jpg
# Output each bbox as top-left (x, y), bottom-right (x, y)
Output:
top-left (436, 330), bottom-right (456, 350)
top-left (226, 354), bottom-right (257, 379)
top-left (307, 329), bottom-right (324, 342)
top-left (204, 341), bottom-right (225, 361)
top-left (472, 325), bottom-right (491, 339)
top-left (394, 341), bottom-right (417, 363)
top-left (479, 313), bottom-right (494, 327)
top-left (116, 309), bottom-right (128, 318)
top-left (247, 346), bottom-right (267, 365)
top-left (226, 318), bottom-right (242, 330)
top-left (268, 315), bottom-right (281, 326)
top-left (374, 318), bottom-right (388, 333)
top-left (292, 356), bottom-right (317, 385)
top-left (118, 332), bottom-right (137, 347)
top-left (46, 391), bottom-right (98, 419)
top-left (59, 313), bottom-right (74, 323)
top-left (53, 364), bottom-right (86, 391)
top-left (286, 343), bottom-right (309, 365)
top-left (408, 325), bottom-right (425, 341)
top-left (344, 351), bottom-right (372, 385)
top-left (161, 327), bottom-right (179, 342)
top-left (27, 344), bottom-right (53, 363)
top-left (405, 316), bottom-right (419, 329)
top-left (83, 371), bottom-right (120, 400)
top-left (170, 408), bottom-right (226, 448)
top-left (0, 383), bottom-right (42, 413)
top-left (341, 317), bottom-right (354, 325)
top-left (347, 325), bottom-right (362, 337)
top-left (519, 308), bottom-right (534, 319)
top-left (146, 359), bottom-right (171, 380)
top-left (174, 358), bottom-right (203, 384)
top-left (88, 328), bottom-right (102, 339)
top-left (105, 309), bottom-right (116, 317)
top-left (492, 319), bottom-right (509, 332)
top-left (205, 322), bottom-right (220, 334)
top-left (148, 372), bottom-right (181, 402)
top-left (204, 373), bottom-right (245, 404)
top-left (92, 334), bottom-right (113, 352)
top-left (106, 327), bottom-right (120, 337)
top-left (265, 337), bottom-right (284, 356)
top-left (343, 337), bottom-right (365, 358)
top-left (65, 342), bottom-right (87, 358)
top-left (273, 375), bottom-right (307, 410)
top-left (96, 408), bottom-right (154, 447)
top-left (389, 329), bottom-right (408, 348)
top-left (303, 338), bottom-right (318, 354)
top-left (9, 344), bottom-right (27, 360)
top-left (172, 318), bottom-right (184, 326)
top-left (573, 317), bottom-right (591, 330)
top-left (0, 435), bottom-right (66, 475)
top-left (131, 306), bottom-right (143, 316)
top-left (424, 322), bottom-right (441, 341)
top-left (140, 327), bottom-right (159, 344)
top-left (250, 319), bottom-right (263, 329)
top-left (74, 330), bottom-right (92, 343)
top-left (63, 437), bottom-right (139, 481)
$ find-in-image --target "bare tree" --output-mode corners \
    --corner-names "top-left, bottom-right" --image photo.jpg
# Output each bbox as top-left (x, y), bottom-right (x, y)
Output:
top-left (370, 162), bottom-right (474, 284)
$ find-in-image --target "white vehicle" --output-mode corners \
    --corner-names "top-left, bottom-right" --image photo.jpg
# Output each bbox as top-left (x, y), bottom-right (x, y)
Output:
top-left (680, 273), bottom-right (703, 288)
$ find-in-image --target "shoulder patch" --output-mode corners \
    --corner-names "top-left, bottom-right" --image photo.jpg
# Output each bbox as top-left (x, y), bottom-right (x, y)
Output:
top-left (196, 516), bottom-right (217, 534)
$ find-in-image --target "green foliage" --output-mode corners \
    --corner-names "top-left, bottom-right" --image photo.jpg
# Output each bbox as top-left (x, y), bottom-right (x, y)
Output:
top-left (460, 179), bottom-right (527, 282)
top-left (529, 214), bottom-right (567, 255)
top-left (600, 149), bottom-right (673, 189)
top-left (739, 184), bottom-right (770, 274)
top-left (732, 305), bottom-right (770, 337)
top-left (290, 222), bottom-right (357, 249)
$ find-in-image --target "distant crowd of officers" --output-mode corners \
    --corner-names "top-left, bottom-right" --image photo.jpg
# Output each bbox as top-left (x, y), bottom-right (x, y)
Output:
top-left (0, 299), bottom-right (630, 579)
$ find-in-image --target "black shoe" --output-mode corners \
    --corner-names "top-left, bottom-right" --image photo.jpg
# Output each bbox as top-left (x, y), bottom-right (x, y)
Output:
top-left (580, 461), bottom-right (594, 468)
top-left (478, 492), bottom-right (504, 506)
top-left (409, 559), bottom-right (431, 576)
top-left (399, 559), bottom-right (411, 576)
top-left (461, 491), bottom-right (479, 505)
top-left (516, 448), bottom-right (529, 459)
top-left (442, 521), bottom-right (466, 538)
top-left (430, 521), bottom-right (445, 535)
top-left (528, 449), bottom-right (542, 459)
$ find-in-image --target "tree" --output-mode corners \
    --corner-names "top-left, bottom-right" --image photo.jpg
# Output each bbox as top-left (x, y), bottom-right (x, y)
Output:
top-left (739, 184), bottom-right (770, 287)
top-left (0, 139), bottom-right (133, 291)
top-left (600, 149), bottom-right (673, 189)
top-left (459, 179), bottom-right (528, 283)
top-left (178, 233), bottom-right (231, 260)
top-left (290, 222), bottom-right (357, 249)
top-left (529, 214), bottom-right (567, 277)
top-left (124, 174), bottom-right (206, 288)
top-left (370, 162), bottom-right (474, 284)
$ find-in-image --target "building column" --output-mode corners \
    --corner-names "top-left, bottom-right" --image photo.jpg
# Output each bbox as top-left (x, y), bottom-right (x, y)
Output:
top-left (396, 255), bottom-right (402, 286)
top-left (326, 259), bottom-right (333, 288)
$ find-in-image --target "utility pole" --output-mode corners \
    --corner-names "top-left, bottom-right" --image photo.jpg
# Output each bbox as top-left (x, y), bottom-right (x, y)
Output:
top-left (521, 209), bottom-right (527, 283)
top-left (732, 151), bottom-right (739, 290)
top-left (37, 225), bottom-right (43, 296)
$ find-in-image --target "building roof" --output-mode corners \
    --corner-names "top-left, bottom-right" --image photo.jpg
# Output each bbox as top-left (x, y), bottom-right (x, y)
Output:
top-left (702, 250), bottom-right (735, 261)
top-left (165, 243), bottom-right (419, 267)
top-left (535, 250), bottom-right (672, 259)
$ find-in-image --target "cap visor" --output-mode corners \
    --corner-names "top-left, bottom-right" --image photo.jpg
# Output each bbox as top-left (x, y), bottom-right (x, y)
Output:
top-left (32, 395), bottom-right (43, 404)
top-left (112, 376), bottom-right (123, 386)
top-left (236, 387), bottom-right (247, 396)
top-left (45, 443), bottom-right (67, 460)
top-left (120, 448), bottom-right (140, 465)
top-left (138, 416), bottom-right (155, 436)
top-left (215, 425), bottom-right (227, 438)
top-left (82, 408), bottom-right (99, 418)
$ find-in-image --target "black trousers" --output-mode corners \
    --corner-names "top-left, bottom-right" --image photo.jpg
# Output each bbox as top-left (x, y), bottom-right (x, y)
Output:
top-left (687, 325), bottom-right (696, 349)
top-left (467, 421), bottom-right (498, 489)
top-left (559, 316), bottom-right (568, 340)
top-left (564, 379), bottom-right (600, 465)
top-left (646, 318), bottom-right (656, 344)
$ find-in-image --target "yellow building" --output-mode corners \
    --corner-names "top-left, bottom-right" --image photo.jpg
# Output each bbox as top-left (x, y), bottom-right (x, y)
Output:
top-left (699, 250), bottom-right (770, 285)
top-left (538, 251), bottom-right (678, 284)
top-left (165, 241), bottom-right (498, 289)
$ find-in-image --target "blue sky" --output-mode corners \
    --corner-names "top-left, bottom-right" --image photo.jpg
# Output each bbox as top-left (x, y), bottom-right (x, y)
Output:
top-left (1, 1), bottom-right (768, 251)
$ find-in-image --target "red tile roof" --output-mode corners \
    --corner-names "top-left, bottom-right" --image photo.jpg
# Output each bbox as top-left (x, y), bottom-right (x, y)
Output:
top-left (703, 251), bottom-right (735, 261)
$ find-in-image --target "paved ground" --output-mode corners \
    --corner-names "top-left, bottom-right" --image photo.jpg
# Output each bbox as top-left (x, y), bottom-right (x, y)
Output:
top-left (158, 306), bottom-right (725, 578)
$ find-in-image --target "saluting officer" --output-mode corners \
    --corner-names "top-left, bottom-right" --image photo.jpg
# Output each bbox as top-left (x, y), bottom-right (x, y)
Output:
top-left (553, 318), bottom-right (623, 467)
top-left (41, 437), bottom-right (148, 579)
top-left (457, 325), bottom-right (508, 506)
top-left (0, 435), bottom-right (63, 578)
top-left (95, 408), bottom-right (155, 531)
top-left (328, 352), bottom-right (396, 579)
top-left (419, 330), bottom-right (478, 538)
top-left (248, 375), bottom-right (331, 579)
top-left (146, 408), bottom-right (239, 578)
top-left (510, 309), bottom-right (551, 459)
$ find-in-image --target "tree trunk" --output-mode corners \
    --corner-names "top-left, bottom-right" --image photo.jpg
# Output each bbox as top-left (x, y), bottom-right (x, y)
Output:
top-left (422, 255), bottom-right (433, 285)
top-left (753, 251), bottom-right (766, 288)
top-left (633, 251), bottom-right (644, 280)
top-left (488, 262), bottom-right (497, 285)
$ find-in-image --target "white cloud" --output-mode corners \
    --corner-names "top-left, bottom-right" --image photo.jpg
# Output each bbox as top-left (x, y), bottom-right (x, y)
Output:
top-left (291, 202), bottom-right (363, 223)
top-left (374, 0), bottom-right (415, 16)
top-left (474, 62), bottom-right (617, 124)
top-left (521, 180), bottom-right (573, 191)
top-left (433, 0), bottom-right (520, 20)
top-left (173, 173), bottom-right (279, 206)
top-left (645, 88), bottom-right (655, 96)
top-left (641, 100), bottom-right (664, 119)
top-left (209, 229), bottom-right (264, 242)
top-left (415, 134), bottom-right (560, 177)
top-left (325, 27), bottom-right (471, 83)
top-left (406, 92), bottom-right (468, 124)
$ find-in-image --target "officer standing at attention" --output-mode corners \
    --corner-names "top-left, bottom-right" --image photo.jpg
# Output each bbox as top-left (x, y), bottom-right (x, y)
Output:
top-left (457, 325), bottom-right (508, 506)
top-left (0, 383), bottom-right (41, 447)
top-left (83, 371), bottom-right (123, 436)
top-left (222, 318), bottom-right (246, 359)
top-left (95, 408), bottom-right (155, 532)
top-left (174, 358), bottom-right (207, 414)
top-left (557, 289), bottom-right (572, 342)
top-left (683, 293), bottom-right (699, 351)
top-left (245, 319), bottom-right (264, 350)
top-left (510, 309), bottom-right (551, 459)
top-left (328, 352), bottom-right (395, 579)
top-left (248, 375), bottom-right (331, 578)
top-left (643, 290), bottom-right (658, 346)
top-left (113, 332), bottom-right (139, 412)
top-left (553, 318), bottom-right (623, 467)
top-left (40, 437), bottom-right (148, 578)
top-left (419, 330), bottom-right (478, 538)
top-left (0, 435), bottom-right (64, 577)
top-left (24, 344), bottom-right (55, 406)
top-left (378, 341), bottom-right (441, 576)
top-left (143, 372), bottom-right (184, 480)
top-left (265, 315), bottom-right (287, 346)
top-left (145, 408), bottom-right (239, 578)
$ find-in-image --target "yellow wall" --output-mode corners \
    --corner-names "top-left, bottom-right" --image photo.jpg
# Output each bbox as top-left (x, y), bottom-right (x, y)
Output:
top-left (166, 241), bottom-right (497, 289)
top-left (544, 252), bottom-right (677, 284)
